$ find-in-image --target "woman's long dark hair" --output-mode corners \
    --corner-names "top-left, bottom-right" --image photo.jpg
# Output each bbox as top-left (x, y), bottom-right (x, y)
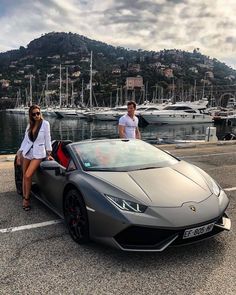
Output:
top-left (28, 105), bottom-right (43, 133)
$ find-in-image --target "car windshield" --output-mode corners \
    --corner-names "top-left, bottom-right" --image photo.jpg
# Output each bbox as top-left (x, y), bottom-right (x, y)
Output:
top-left (72, 140), bottom-right (179, 171)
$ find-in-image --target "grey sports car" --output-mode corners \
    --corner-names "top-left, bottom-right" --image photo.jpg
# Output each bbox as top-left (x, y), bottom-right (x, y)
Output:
top-left (14, 139), bottom-right (231, 251)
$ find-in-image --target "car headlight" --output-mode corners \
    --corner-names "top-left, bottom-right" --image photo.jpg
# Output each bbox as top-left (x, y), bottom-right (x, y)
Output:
top-left (208, 177), bottom-right (221, 197)
top-left (105, 195), bottom-right (147, 213)
top-left (194, 166), bottom-right (222, 197)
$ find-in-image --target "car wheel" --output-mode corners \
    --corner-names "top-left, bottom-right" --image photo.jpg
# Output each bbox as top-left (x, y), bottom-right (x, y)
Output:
top-left (14, 157), bottom-right (23, 196)
top-left (64, 189), bottom-right (90, 244)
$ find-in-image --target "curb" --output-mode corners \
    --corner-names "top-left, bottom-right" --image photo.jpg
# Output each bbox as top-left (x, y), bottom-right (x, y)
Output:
top-left (158, 140), bottom-right (236, 150)
top-left (0, 155), bottom-right (15, 162)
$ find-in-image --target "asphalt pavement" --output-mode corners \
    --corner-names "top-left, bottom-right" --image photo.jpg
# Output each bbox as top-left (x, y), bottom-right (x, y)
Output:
top-left (0, 144), bottom-right (235, 295)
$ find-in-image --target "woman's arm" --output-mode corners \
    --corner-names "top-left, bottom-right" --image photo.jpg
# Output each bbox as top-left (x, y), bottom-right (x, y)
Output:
top-left (44, 121), bottom-right (53, 159)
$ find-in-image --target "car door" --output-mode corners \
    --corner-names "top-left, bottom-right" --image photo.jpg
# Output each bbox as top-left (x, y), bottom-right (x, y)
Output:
top-left (35, 162), bottom-right (67, 215)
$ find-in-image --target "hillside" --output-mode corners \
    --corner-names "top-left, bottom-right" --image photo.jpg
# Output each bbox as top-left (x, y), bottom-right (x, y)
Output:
top-left (0, 32), bottom-right (236, 108)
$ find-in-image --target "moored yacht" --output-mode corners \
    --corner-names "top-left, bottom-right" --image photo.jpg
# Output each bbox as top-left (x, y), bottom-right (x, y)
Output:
top-left (141, 104), bottom-right (213, 124)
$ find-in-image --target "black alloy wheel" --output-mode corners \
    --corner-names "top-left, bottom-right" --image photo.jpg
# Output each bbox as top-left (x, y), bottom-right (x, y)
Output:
top-left (64, 189), bottom-right (90, 244)
top-left (14, 157), bottom-right (23, 196)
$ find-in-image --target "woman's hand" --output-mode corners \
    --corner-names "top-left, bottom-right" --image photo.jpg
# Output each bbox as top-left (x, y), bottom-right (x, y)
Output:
top-left (16, 151), bottom-right (22, 166)
top-left (16, 156), bottom-right (21, 165)
top-left (47, 155), bottom-right (54, 161)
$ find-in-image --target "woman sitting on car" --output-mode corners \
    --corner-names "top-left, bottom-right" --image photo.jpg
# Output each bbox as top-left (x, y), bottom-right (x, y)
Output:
top-left (16, 105), bottom-right (53, 211)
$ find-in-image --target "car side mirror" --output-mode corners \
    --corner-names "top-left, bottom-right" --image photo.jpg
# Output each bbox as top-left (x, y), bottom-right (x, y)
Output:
top-left (40, 160), bottom-right (66, 176)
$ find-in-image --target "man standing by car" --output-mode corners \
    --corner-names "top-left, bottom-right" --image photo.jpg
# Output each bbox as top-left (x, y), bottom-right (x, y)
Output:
top-left (118, 101), bottom-right (141, 139)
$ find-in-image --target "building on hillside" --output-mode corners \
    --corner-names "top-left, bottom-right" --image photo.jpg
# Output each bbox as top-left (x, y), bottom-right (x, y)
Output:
top-left (189, 67), bottom-right (198, 73)
top-left (24, 74), bottom-right (35, 79)
top-left (64, 60), bottom-right (75, 64)
top-left (112, 66), bottom-right (121, 75)
top-left (47, 55), bottom-right (60, 59)
top-left (128, 63), bottom-right (141, 73)
top-left (163, 68), bottom-right (174, 78)
top-left (80, 57), bottom-right (90, 62)
top-left (24, 65), bottom-right (34, 69)
top-left (68, 52), bottom-right (78, 55)
top-left (225, 75), bottom-right (235, 81)
top-left (197, 63), bottom-right (211, 69)
top-left (0, 79), bottom-right (10, 88)
top-left (14, 80), bottom-right (22, 84)
top-left (125, 76), bottom-right (144, 90)
top-left (205, 71), bottom-right (214, 79)
top-left (72, 71), bottom-right (81, 77)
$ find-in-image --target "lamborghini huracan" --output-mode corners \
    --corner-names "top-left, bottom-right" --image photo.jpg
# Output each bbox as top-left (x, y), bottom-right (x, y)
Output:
top-left (14, 139), bottom-right (231, 251)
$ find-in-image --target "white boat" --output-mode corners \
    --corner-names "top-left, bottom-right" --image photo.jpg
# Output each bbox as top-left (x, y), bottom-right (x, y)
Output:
top-left (226, 97), bottom-right (236, 109)
top-left (93, 106), bottom-right (126, 121)
top-left (54, 108), bottom-right (79, 118)
top-left (6, 106), bottom-right (28, 115)
top-left (175, 98), bottom-right (209, 110)
top-left (76, 109), bottom-right (87, 119)
top-left (94, 110), bottom-right (117, 121)
top-left (213, 109), bottom-right (236, 123)
top-left (41, 107), bottom-right (57, 117)
top-left (93, 103), bottom-right (168, 121)
top-left (141, 104), bottom-right (213, 124)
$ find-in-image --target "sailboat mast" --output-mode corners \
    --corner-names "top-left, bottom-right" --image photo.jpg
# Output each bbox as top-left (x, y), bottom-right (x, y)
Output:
top-left (202, 74), bottom-right (206, 99)
top-left (71, 80), bottom-right (74, 106)
top-left (81, 79), bottom-right (84, 105)
top-left (66, 67), bottom-right (69, 106)
top-left (59, 64), bottom-right (62, 108)
top-left (120, 86), bottom-right (123, 105)
top-left (116, 87), bottom-right (119, 106)
top-left (45, 74), bottom-right (49, 107)
top-left (29, 75), bottom-right (33, 106)
top-left (145, 81), bottom-right (148, 101)
top-left (15, 89), bottom-right (20, 108)
top-left (194, 79), bottom-right (197, 101)
top-left (89, 51), bottom-right (93, 108)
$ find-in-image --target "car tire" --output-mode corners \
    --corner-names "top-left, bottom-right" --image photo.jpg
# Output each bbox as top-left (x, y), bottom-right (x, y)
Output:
top-left (64, 189), bottom-right (90, 244)
top-left (14, 157), bottom-right (23, 196)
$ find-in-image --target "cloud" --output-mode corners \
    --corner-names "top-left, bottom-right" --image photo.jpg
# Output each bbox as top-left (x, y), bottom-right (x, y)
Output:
top-left (0, 0), bottom-right (236, 68)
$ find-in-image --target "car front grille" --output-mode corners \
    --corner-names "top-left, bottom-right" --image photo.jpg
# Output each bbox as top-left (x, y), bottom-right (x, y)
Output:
top-left (115, 226), bottom-right (178, 250)
top-left (114, 215), bottom-right (226, 250)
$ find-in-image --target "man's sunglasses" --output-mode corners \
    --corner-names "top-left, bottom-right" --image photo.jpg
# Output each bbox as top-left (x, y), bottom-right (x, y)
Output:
top-left (32, 112), bottom-right (40, 117)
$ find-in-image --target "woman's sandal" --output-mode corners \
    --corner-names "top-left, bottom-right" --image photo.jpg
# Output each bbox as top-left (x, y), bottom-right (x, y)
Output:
top-left (23, 197), bottom-right (31, 211)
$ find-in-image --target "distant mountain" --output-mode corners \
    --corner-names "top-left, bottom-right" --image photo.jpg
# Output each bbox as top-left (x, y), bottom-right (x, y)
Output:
top-left (0, 32), bottom-right (236, 108)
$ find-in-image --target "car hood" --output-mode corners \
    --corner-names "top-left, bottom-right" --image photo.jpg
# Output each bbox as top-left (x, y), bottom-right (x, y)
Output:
top-left (88, 161), bottom-right (212, 207)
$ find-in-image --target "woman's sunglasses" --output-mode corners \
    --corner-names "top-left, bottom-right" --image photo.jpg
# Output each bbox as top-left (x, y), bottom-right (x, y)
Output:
top-left (32, 111), bottom-right (41, 117)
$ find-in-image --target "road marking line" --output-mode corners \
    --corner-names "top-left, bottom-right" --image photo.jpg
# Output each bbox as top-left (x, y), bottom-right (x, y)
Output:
top-left (180, 152), bottom-right (236, 159)
top-left (224, 187), bottom-right (236, 192)
top-left (0, 219), bottom-right (63, 233)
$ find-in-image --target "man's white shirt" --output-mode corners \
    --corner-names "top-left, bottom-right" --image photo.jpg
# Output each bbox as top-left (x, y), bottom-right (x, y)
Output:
top-left (119, 114), bottom-right (139, 139)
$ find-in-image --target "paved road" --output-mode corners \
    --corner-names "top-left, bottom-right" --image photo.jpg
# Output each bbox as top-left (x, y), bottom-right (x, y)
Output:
top-left (0, 145), bottom-right (235, 295)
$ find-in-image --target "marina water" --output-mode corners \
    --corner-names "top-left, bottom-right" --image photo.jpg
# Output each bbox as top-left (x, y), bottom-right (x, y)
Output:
top-left (0, 111), bottom-right (234, 154)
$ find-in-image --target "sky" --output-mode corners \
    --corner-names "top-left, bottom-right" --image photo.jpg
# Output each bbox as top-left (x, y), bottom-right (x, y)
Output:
top-left (0, 0), bottom-right (236, 69)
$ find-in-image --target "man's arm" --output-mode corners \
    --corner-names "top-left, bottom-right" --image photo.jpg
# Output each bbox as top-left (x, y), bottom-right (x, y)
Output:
top-left (135, 127), bottom-right (141, 139)
top-left (118, 125), bottom-right (126, 138)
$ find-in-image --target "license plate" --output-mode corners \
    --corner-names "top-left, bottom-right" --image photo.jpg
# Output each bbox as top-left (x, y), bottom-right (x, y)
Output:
top-left (183, 223), bottom-right (215, 239)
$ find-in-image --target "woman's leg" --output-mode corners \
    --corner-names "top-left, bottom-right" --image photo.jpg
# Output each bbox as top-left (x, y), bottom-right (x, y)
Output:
top-left (23, 159), bottom-right (42, 207)
top-left (22, 157), bottom-right (31, 198)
